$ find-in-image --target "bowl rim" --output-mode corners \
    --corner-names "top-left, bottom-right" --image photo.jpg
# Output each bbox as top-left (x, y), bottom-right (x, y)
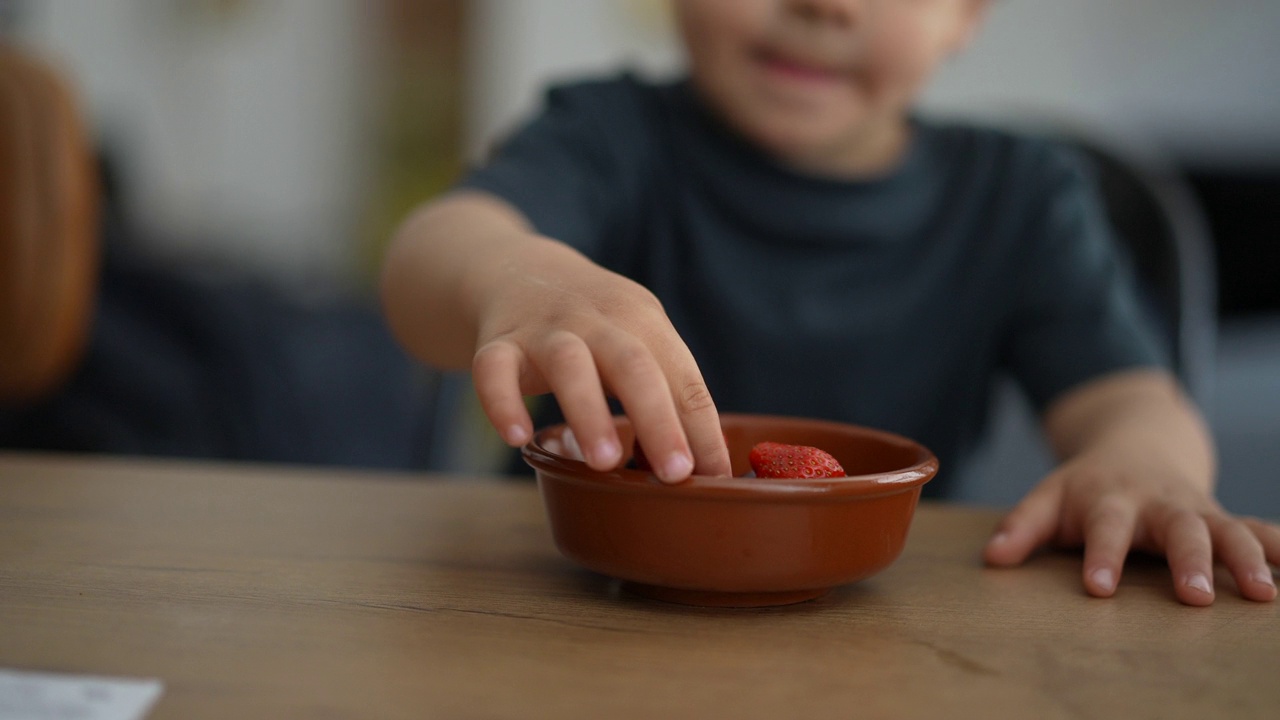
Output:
top-left (521, 412), bottom-right (939, 500)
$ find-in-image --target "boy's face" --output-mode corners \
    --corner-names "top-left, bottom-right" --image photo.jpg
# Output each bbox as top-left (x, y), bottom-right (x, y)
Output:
top-left (674, 0), bottom-right (988, 175)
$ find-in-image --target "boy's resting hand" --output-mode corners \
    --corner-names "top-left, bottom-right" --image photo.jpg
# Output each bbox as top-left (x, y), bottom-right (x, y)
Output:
top-left (983, 370), bottom-right (1279, 605)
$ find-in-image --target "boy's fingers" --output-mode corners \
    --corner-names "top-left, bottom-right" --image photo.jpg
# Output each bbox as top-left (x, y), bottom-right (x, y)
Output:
top-left (667, 362), bottom-right (731, 477)
top-left (648, 335), bottom-right (729, 478)
top-left (681, 399), bottom-right (732, 477)
top-left (1158, 509), bottom-right (1215, 606)
top-left (1209, 517), bottom-right (1276, 602)
top-left (614, 317), bottom-right (727, 476)
top-left (472, 340), bottom-right (535, 447)
top-left (1241, 517), bottom-right (1280, 567)
top-left (1080, 498), bottom-right (1137, 597)
top-left (983, 479), bottom-right (1064, 567)
top-left (532, 331), bottom-right (622, 471)
top-left (591, 329), bottom-right (693, 483)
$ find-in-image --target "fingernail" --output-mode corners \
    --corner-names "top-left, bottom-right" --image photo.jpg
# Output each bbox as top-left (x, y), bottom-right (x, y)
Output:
top-left (1185, 573), bottom-right (1213, 596)
top-left (989, 532), bottom-right (1010, 546)
top-left (506, 425), bottom-right (530, 445)
top-left (660, 452), bottom-right (693, 483)
top-left (590, 439), bottom-right (621, 467)
top-left (1090, 568), bottom-right (1115, 593)
top-left (1251, 571), bottom-right (1276, 589)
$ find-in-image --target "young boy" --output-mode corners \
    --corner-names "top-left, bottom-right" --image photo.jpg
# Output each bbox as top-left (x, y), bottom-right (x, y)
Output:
top-left (381, 0), bottom-right (1278, 605)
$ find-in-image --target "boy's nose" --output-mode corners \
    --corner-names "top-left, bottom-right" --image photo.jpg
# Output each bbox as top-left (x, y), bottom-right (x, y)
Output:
top-left (785, 0), bottom-right (862, 29)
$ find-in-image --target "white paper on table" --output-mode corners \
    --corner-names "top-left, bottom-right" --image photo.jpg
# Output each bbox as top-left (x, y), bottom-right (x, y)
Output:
top-left (0, 668), bottom-right (163, 720)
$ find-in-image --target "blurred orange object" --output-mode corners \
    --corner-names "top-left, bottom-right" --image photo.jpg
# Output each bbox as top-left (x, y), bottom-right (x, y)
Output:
top-left (0, 43), bottom-right (100, 402)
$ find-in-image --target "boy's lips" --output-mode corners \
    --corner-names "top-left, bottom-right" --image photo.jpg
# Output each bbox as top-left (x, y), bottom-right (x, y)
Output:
top-left (753, 47), bottom-right (847, 86)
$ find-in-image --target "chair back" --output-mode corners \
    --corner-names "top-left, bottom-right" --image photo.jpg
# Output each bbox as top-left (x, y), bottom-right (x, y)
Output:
top-left (0, 44), bottom-right (100, 402)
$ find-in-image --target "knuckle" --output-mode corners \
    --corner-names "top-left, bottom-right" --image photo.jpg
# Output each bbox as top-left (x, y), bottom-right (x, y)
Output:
top-left (472, 340), bottom-right (513, 373)
top-left (591, 279), bottom-right (664, 320)
top-left (1202, 508), bottom-right (1239, 533)
top-left (625, 281), bottom-right (664, 312)
top-left (610, 341), bottom-right (655, 379)
top-left (1086, 498), bottom-right (1130, 529)
top-left (1240, 515), bottom-right (1271, 533)
top-left (1168, 507), bottom-right (1205, 530)
top-left (1067, 466), bottom-right (1114, 492)
top-left (677, 381), bottom-right (716, 414)
top-left (1218, 515), bottom-right (1259, 543)
top-left (540, 331), bottom-right (585, 366)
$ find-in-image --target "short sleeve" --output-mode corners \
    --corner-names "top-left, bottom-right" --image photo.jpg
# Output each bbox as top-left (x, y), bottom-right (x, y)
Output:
top-left (1000, 146), bottom-right (1170, 410)
top-left (455, 76), bottom-right (651, 259)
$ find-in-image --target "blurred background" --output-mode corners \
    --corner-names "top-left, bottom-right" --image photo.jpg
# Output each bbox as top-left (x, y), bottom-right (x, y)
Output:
top-left (1, 0), bottom-right (1277, 513)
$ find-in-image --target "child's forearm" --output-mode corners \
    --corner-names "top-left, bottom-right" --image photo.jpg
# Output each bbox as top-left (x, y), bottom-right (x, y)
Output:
top-left (380, 191), bottom-right (551, 370)
top-left (1042, 369), bottom-right (1215, 493)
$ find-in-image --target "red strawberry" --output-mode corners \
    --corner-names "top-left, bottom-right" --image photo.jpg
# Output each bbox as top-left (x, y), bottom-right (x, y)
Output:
top-left (749, 441), bottom-right (845, 479)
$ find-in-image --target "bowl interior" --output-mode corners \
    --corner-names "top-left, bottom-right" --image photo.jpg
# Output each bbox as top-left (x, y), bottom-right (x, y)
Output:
top-left (717, 415), bottom-right (933, 478)
top-left (527, 413), bottom-right (937, 485)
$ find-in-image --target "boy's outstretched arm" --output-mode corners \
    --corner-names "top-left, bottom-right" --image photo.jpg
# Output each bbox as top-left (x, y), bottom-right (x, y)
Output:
top-left (380, 190), bottom-right (732, 482)
top-left (983, 369), bottom-right (1279, 605)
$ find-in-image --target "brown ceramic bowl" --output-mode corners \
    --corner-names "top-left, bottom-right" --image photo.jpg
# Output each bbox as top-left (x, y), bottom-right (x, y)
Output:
top-left (522, 413), bottom-right (938, 607)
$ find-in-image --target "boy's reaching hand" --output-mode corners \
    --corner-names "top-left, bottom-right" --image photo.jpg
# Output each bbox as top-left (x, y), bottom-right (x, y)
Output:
top-left (469, 235), bottom-right (732, 482)
top-left (382, 191), bottom-right (731, 484)
top-left (983, 370), bottom-right (1279, 605)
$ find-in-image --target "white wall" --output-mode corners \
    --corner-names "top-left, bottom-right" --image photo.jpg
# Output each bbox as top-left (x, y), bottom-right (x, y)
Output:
top-left (465, 0), bottom-right (680, 159)
top-left (15, 0), bottom-right (377, 292)
top-left (921, 0), bottom-right (1280, 166)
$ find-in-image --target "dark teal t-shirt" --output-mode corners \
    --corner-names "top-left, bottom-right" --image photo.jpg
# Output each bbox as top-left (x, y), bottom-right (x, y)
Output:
top-left (459, 73), bottom-right (1166, 495)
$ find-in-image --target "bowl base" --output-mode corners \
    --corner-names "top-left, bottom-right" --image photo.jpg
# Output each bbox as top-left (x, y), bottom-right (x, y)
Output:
top-left (622, 582), bottom-right (830, 608)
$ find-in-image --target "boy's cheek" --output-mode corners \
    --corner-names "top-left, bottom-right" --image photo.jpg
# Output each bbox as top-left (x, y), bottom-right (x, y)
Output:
top-left (864, 26), bottom-right (954, 96)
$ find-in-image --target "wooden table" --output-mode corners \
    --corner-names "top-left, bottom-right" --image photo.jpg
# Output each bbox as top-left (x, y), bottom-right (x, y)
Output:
top-left (1, 453), bottom-right (1276, 719)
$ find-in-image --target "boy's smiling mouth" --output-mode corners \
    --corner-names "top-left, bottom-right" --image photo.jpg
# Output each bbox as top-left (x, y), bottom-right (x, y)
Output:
top-left (752, 46), bottom-right (849, 89)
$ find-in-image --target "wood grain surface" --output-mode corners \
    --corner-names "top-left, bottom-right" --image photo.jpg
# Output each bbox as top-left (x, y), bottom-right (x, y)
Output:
top-left (1, 453), bottom-right (1275, 719)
